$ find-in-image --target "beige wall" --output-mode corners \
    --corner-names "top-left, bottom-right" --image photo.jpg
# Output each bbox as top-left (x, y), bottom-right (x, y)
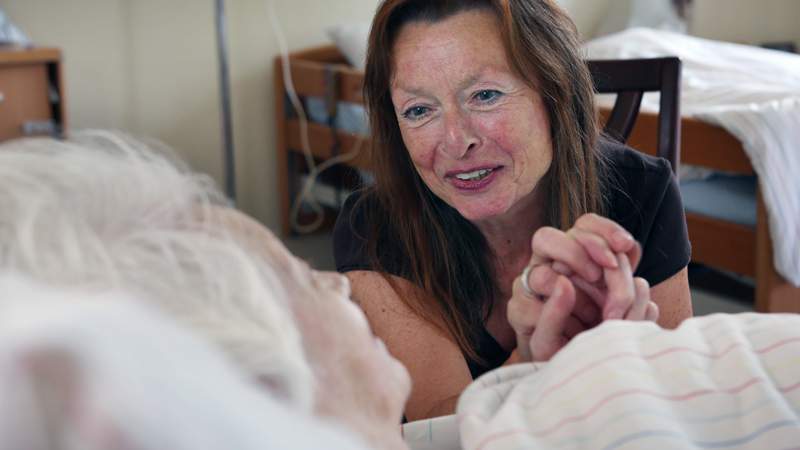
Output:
top-left (2, 0), bottom-right (797, 231)
top-left (562, 0), bottom-right (800, 47)
top-left (690, 0), bottom-right (800, 48)
top-left (556, 0), bottom-right (614, 39)
top-left (125, 0), bottom-right (224, 186)
top-left (3, 0), bottom-right (132, 130)
top-left (3, 0), bottom-right (378, 232)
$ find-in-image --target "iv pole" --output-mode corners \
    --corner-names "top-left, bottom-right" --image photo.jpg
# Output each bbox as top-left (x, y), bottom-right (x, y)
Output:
top-left (214, 0), bottom-right (236, 202)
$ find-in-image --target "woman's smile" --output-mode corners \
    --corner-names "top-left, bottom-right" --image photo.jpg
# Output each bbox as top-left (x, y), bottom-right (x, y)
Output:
top-left (446, 165), bottom-right (503, 192)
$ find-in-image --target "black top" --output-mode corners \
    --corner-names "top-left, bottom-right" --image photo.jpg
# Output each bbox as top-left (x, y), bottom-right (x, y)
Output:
top-left (333, 139), bottom-right (691, 379)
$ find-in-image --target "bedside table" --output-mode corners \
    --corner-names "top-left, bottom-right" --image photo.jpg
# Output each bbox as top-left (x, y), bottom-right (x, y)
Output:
top-left (0, 46), bottom-right (65, 141)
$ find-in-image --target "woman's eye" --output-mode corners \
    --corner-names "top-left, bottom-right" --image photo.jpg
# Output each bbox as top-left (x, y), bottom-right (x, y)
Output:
top-left (473, 89), bottom-right (502, 104)
top-left (401, 106), bottom-right (430, 121)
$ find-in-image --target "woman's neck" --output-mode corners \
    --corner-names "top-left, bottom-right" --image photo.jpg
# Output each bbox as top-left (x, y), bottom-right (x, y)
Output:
top-left (474, 186), bottom-right (547, 265)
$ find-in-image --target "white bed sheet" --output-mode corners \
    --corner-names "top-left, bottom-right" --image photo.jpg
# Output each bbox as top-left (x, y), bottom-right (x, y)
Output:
top-left (583, 28), bottom-right (800, 285)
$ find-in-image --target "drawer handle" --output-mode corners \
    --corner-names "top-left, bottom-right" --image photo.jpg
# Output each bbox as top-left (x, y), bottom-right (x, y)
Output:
top-left (22, 120), bottom-right (57, 136)
top-left (0, 92), bottom-right (4, 103)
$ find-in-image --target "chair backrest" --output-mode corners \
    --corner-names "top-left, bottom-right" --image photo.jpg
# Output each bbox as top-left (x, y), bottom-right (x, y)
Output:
top-left (586, 57), bottom-right (682, 174)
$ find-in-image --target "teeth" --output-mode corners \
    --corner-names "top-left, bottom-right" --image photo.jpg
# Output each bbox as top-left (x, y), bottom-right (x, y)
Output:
top-left (455, 169), bottom-right (492, 181)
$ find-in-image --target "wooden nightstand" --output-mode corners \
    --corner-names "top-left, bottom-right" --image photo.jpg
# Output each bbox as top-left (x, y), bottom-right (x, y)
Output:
top-left (0, 46), bottom-right (65, 141)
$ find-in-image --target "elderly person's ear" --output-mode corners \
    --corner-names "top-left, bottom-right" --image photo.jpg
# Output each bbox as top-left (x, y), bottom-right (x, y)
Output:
top-left (15, 349), bottom-right (83, 441)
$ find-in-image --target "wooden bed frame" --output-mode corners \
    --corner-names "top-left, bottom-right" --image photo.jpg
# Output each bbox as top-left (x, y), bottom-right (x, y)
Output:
top-left (274, 45), bottom-right (799, 312)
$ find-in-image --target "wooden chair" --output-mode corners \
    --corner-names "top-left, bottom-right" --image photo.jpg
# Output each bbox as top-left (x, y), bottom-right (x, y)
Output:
top-left (587, 57), bottom-right (681, 173)
top-left (587, 57), bottom-right (799, 311)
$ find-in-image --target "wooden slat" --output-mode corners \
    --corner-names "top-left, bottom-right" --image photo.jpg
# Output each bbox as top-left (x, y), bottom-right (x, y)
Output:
top-left (0, 47), bottom-right (60, 66)
top-left (601, 108), bottom-right (754, 175)
top-left (767, 283), bottom-right (800, 311)
top-left (685, 212), bottom-right (756, 277)
top-left (756, 189), bottom-right (778, 311)
top-left (285, 45), bottom-right (365, 103)
top-left (286, 61), bottom-right (364, 103)
top-left (617, 110), bottom-right (658, 158)
top-left (681, 116), bottom-right (753, 174)
top-left (286, 119), bottom-right (371, 170)
top-left (289, 45), bottom-right (346, 63)
top-left (755, 190), bottom-right (800, 312)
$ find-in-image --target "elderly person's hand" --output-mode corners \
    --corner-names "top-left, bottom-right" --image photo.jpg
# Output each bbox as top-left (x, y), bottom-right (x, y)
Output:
top-left (508, 213), bottom-right (659, 362)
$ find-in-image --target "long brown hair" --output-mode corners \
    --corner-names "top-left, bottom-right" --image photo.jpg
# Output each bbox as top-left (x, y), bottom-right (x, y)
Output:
top-left (359, 0), bottom-right (604, 363)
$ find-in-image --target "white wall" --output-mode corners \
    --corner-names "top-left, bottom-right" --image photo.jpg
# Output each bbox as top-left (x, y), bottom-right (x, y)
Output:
top-left (2, 0), bottom-right (797, 231)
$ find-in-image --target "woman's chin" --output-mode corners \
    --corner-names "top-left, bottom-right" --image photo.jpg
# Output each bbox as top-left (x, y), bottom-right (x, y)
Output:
top-left (453, 202), bottom-right (510, 223)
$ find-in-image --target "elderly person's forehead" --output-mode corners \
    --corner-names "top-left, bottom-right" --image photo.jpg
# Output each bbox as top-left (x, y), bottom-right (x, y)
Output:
top-left (209, 207), bottom-right (307, 276)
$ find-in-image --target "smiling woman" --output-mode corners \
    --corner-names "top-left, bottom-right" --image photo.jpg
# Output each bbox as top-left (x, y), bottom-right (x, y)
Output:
top-left (334, 0), bottom-right (693, 421)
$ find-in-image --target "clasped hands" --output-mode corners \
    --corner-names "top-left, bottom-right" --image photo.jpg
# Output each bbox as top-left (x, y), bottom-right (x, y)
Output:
top-left (508, 213), bottom-right (659, 362)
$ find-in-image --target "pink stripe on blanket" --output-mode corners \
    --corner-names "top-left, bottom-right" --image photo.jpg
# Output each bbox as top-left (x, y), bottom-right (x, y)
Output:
top-left (532, 377), bottom-right (764, 437)
top-left (470, 376), bottom-right (800, 450)
top-left (528, 336), bottom-right (800, 410)
top-left (472, 378), bottom-right (764, 450)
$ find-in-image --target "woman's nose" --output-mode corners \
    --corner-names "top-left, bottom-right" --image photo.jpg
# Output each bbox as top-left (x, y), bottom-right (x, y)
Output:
top-left (441, 109), bottom-right (479, 159)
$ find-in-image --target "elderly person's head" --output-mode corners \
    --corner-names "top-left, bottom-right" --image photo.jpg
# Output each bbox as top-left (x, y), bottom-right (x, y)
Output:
top-left (0, 133), bottom-right (410, 450)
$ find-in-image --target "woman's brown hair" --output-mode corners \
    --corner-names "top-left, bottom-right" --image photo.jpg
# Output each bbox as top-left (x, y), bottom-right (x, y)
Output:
top-left (359, 0), bottom-right (604, 363)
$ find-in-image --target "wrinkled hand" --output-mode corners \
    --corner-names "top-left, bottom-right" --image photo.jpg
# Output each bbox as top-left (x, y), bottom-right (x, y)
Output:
top-left (507, 213), bottom-right (659, 362)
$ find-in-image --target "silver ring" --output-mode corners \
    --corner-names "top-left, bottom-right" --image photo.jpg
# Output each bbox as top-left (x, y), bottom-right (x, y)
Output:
top-left (520, 265), bottom-right (536, 298)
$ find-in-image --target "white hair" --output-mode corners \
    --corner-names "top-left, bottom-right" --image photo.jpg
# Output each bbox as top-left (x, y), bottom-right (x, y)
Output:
top-left (0, 131), bottom-right (314, 410)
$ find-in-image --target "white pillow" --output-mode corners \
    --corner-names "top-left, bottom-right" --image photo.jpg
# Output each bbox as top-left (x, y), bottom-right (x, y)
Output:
top-left (326, 23), bottom-right (371, 70)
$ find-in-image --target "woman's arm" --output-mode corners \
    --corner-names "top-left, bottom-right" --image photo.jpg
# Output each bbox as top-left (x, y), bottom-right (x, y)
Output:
top-left (651, 266), bottom-right (692, 329)
top-left (346, 270), bottom-right (472, 420)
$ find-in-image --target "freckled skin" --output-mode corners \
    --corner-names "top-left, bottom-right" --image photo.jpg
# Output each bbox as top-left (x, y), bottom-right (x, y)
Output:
top-left (390, 10), bottom-right (553, 225)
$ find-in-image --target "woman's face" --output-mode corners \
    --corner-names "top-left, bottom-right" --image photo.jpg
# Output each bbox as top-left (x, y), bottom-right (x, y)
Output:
top-left (390, 10), bottom-right (553, 223)
top-left (226, 211), bottom-right (411, 437)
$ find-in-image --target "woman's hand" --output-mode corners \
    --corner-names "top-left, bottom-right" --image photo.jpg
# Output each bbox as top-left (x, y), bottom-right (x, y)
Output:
top-left (507, 265), bottom-right (576, 362)
top-left (527, 213), bottom-right (647, 320)
top-left (508, 258), bottom-right (657, 362)
top-left (507, 213), bottom-right (659, 362)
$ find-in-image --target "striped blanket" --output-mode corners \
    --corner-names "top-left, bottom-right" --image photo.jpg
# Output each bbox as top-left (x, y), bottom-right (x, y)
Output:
top-left (454, 314), bottom-right (800, 450)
